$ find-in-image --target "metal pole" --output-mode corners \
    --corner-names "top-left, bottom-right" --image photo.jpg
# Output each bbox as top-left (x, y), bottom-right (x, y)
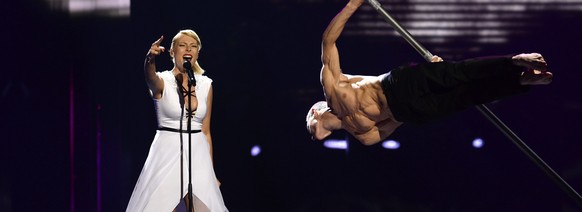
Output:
top-left (366, 0), bottom-right (582, 207)
top-left (367, 0), bottom-right (433, 61)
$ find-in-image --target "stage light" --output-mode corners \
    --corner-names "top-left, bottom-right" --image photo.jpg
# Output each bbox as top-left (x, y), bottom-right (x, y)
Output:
top-left (46, 0), bottom-right (130, 17)
top-left (250, 145), bottom-right (261, 157)
top-left (382, 140), bottom-right (400, 150)
top-left (472, 138), bottom-right (484, 148)
top-left (323, 139), bottom-right (348, 150)
top-left (344, 0), bottom-right (582, 57)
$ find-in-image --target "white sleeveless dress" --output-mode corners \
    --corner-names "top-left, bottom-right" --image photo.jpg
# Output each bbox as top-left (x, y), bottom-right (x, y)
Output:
top-left (126, 71), bottom-right (228, 212)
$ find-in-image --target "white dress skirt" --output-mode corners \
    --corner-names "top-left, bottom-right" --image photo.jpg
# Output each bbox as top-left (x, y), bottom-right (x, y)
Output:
top-left (126, 71), bottom-right (228, 212)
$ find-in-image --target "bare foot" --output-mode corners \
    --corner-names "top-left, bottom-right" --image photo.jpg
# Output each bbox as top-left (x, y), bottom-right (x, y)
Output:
top-left (520, 70), bottom-right (553, 85)
top-left (512, 53), bottom-right (548, 71)
top-left (431, 55), bottom-right (443, 62)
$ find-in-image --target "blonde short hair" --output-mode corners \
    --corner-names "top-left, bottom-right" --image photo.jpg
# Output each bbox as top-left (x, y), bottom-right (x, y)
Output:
top-left (170, 29), bottom-right (205, 75)
top-left (306, 101), bottom-right (329, 132)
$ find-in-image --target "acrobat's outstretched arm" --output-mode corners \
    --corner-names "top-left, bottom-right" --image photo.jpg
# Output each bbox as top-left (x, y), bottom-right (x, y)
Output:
top-left (320, 0), bottom-right (364, 96)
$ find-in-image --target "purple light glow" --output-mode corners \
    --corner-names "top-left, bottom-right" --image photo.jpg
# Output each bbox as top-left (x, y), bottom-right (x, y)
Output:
top-left (251, 145), bottom-right (261, 157)
top-left (323, 139), bottom-right (348, 150)
top-left (472, 138), bottom-right (484, 148)
top-left (382, 140), bottom-right (400, 150)
top-left (69, 69), bottom-right (75, 212)
top-left (96, 104), bottom-right (102, 212)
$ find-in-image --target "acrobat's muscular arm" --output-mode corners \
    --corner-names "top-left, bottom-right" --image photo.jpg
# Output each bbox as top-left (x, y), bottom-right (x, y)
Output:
top-left (320, 0), bottom-right (364, 97)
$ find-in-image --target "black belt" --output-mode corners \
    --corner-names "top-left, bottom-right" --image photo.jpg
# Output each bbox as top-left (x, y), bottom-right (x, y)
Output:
top-left (158, 127), bottom-right (201, 133)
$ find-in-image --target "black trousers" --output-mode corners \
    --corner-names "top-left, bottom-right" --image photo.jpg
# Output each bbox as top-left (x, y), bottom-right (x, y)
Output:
top-left (381, 55), bottom-right (529, 125)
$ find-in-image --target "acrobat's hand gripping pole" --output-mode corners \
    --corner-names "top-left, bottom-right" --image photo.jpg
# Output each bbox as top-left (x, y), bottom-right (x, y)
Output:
top-left (366, 0), bottom-right (582, 208)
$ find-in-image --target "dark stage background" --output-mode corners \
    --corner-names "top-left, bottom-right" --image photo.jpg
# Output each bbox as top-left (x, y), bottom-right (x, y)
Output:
top-left (2, 0), bottom-right (582, 211)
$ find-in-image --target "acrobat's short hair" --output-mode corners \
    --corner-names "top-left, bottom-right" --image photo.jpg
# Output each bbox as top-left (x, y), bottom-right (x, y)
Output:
top-left (306, 101), bottom-right (329, 133)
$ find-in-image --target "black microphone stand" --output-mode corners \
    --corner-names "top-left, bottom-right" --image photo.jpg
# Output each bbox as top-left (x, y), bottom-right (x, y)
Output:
top-left (184, 59), bottom-right (196, 212)
top-left (187, 79), bottom-right (194, 212)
